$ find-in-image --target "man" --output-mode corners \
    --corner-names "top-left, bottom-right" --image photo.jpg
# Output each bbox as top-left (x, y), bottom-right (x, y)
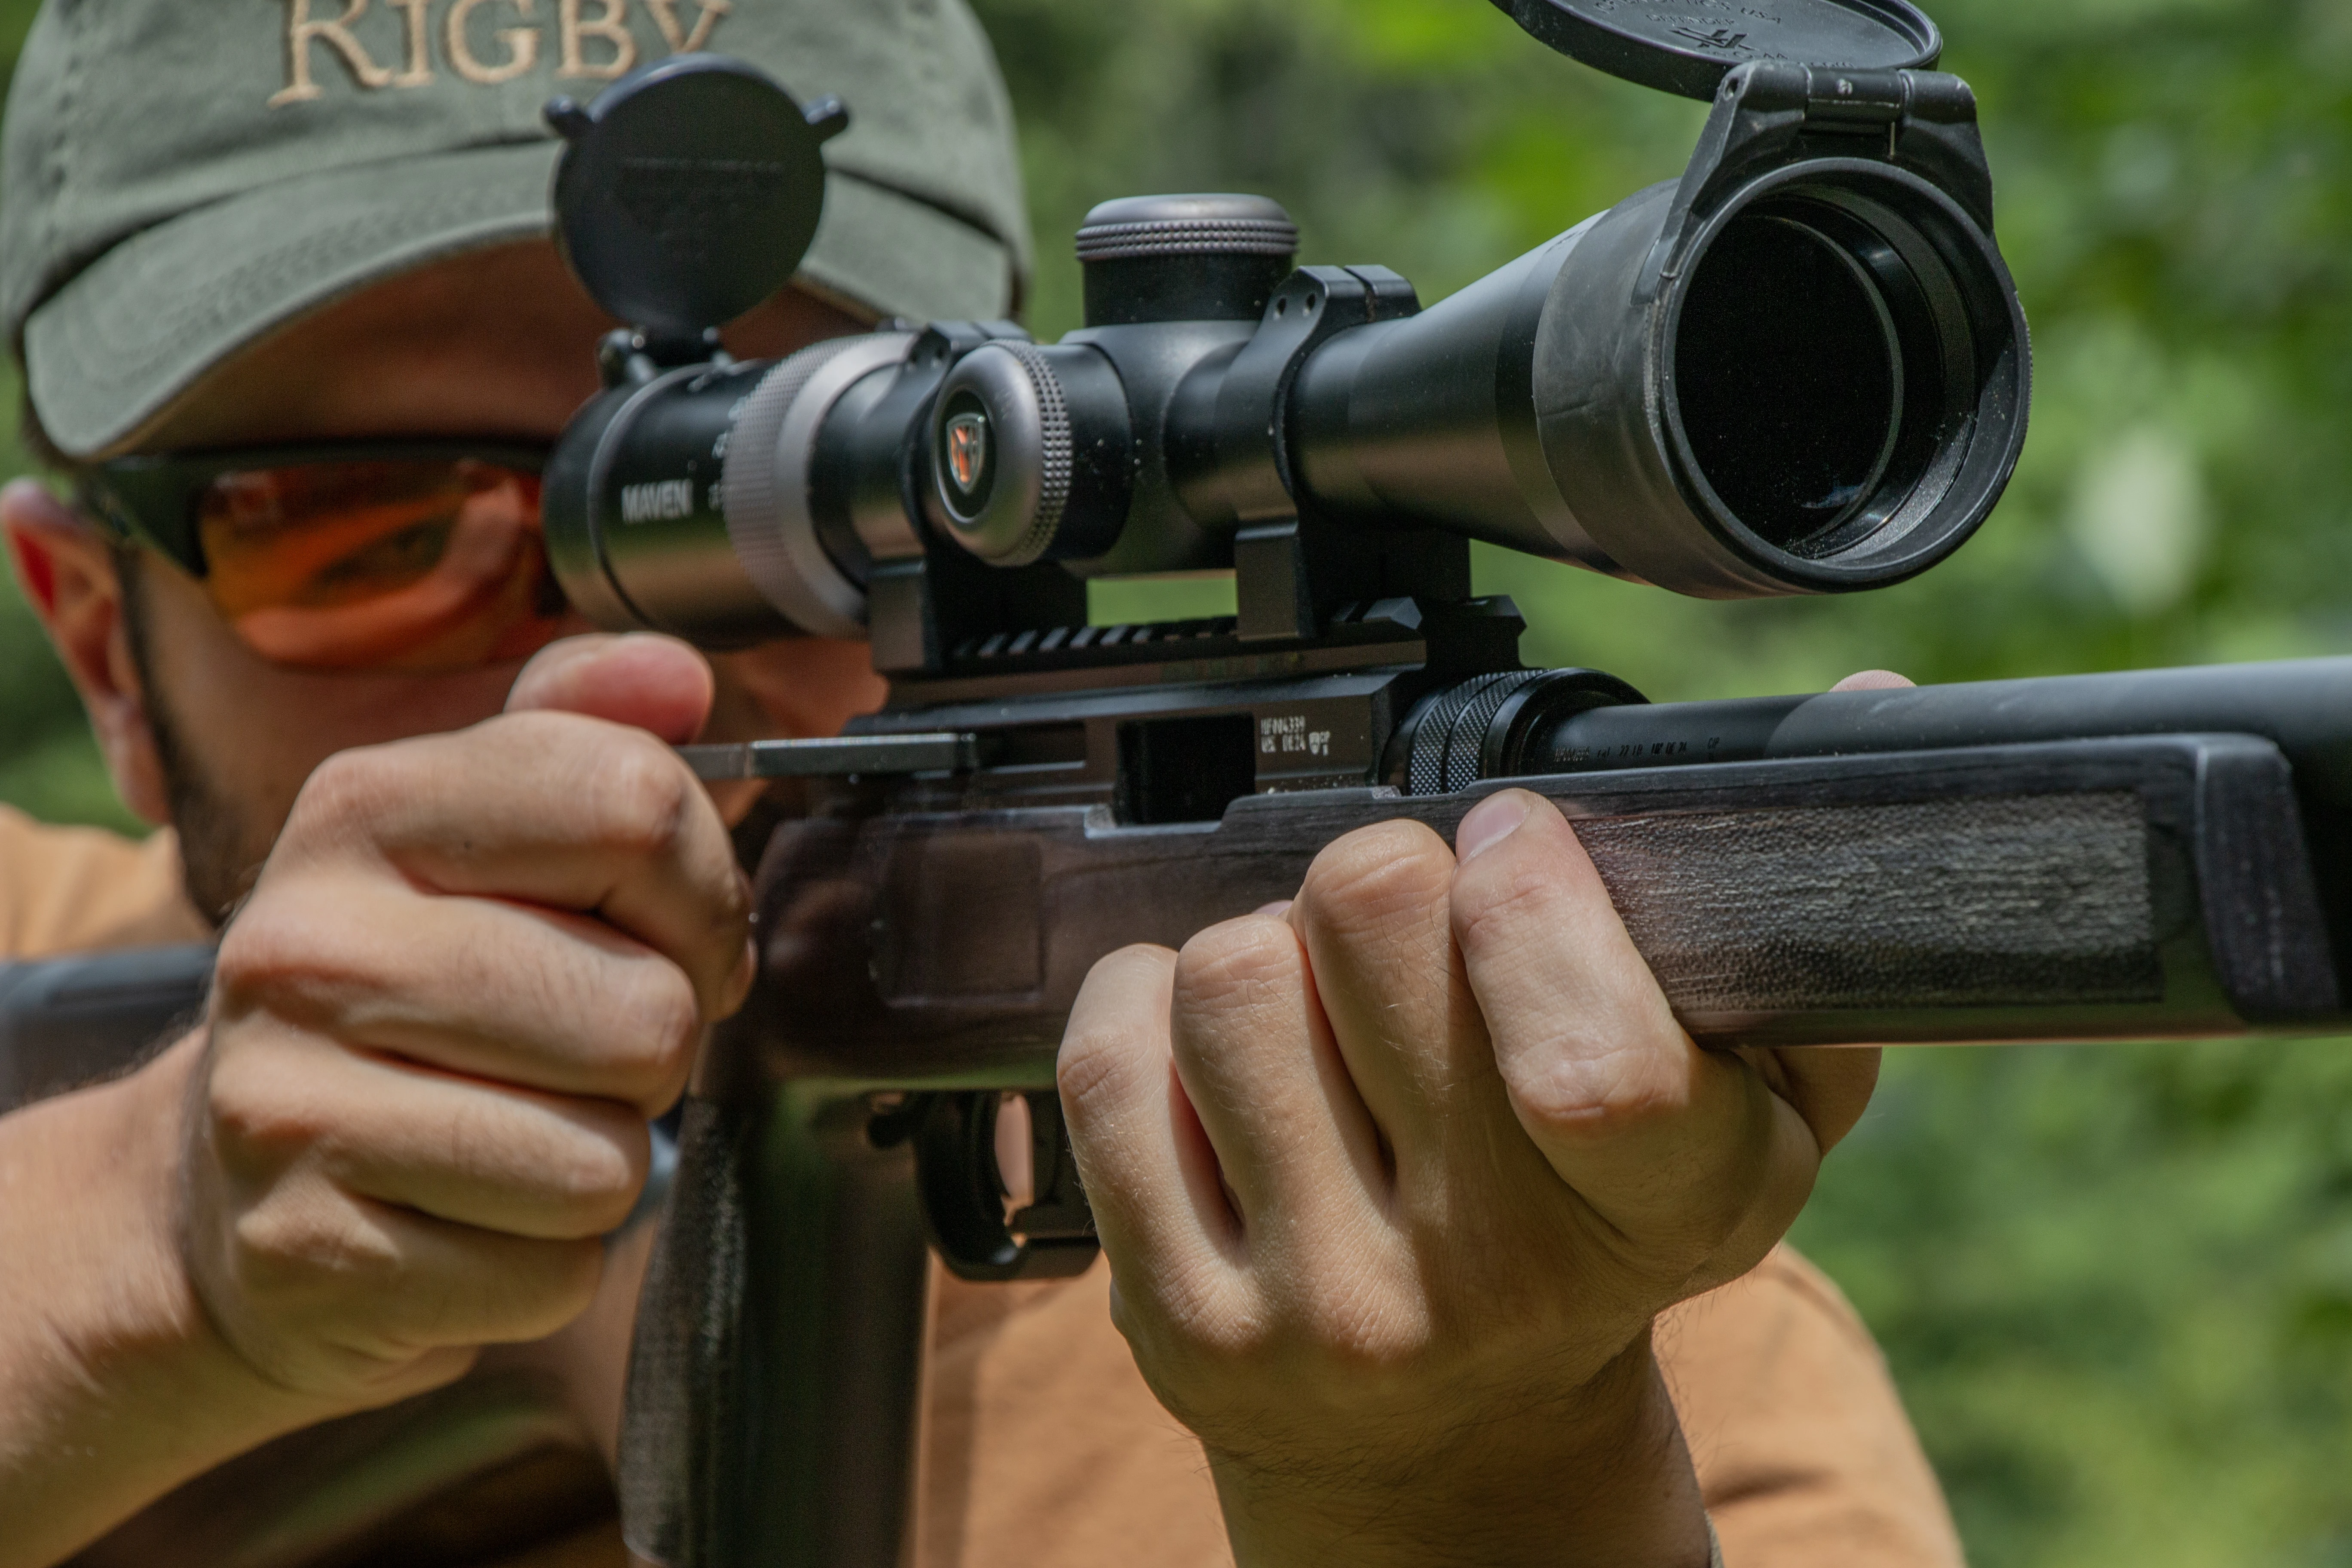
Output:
top-left (0, 0), bottom-right (1961, 1563)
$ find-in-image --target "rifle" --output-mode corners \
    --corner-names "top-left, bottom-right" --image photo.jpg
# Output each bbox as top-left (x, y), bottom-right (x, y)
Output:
top-left (513, 11), bottom-right (2352, 1561)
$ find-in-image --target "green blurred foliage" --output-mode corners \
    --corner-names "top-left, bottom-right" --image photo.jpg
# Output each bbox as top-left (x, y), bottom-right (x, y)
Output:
top-left (0, 0), bottom-right (2350, 1558)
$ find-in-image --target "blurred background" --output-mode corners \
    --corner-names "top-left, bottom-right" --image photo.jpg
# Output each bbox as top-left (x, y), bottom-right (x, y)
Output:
top-left (5, 0), bottom-right (2352, 1560)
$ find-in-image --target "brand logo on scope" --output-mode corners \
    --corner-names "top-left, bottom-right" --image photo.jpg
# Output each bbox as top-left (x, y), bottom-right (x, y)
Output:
top-left (945, 411), bottom-right (990, 499)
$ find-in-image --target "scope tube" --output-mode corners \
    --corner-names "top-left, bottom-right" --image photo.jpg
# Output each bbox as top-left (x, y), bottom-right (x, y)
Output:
top-left (1287, 154), bottom-right (2029, 597)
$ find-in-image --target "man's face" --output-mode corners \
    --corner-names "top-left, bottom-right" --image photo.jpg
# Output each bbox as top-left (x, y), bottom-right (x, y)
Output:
top-left (6, 240), bottom-right (887, 920)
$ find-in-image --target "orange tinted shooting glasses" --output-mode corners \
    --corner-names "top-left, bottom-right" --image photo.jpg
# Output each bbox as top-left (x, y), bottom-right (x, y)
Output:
top-left (80, 442), bottom-right (565, 673)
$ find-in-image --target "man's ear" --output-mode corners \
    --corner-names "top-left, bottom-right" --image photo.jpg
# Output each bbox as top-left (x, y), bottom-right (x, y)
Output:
top-left (2, 478), bottom-right (171, 825)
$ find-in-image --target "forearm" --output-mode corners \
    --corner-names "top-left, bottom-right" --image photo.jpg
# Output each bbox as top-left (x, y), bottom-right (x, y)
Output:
top-left (0, 1033), bottom-right (344, 1567)
top-left (1207, 1332), bottom-right (1714, 1568)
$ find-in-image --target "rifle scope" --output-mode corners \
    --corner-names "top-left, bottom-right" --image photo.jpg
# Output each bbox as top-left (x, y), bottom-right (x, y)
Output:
top-left (544, 61), bottom-right (2029, 648)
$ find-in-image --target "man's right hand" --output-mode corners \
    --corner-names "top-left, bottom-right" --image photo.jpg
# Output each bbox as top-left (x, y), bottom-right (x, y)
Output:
top-left (183, 633), bottom-right (752, 1405)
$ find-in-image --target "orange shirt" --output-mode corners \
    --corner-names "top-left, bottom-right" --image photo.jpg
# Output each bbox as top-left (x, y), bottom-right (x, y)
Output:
top-left (6, 811), bottom-right (1961, 1567)
top-left (0, 805), bottom-right (205, 957)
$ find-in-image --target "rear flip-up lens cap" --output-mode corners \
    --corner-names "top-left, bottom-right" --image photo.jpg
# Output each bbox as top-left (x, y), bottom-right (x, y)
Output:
top-left (548, 55), bottom-right (847, 337)
top-left (1491, 0), bottom-right (1941, 99)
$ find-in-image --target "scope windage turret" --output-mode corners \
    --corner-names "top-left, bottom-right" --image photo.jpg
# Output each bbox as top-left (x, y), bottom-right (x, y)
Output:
top-left (545, 62), bottom-right (2030, 646)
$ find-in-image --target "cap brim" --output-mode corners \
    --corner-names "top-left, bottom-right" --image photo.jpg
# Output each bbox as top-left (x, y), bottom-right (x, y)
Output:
top-left (26, 141), bottom-right (1017, 459)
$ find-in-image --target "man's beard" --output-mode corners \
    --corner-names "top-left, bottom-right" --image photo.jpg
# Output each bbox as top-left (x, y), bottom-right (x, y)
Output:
top-left (117, 550), bottom-right (269, 928)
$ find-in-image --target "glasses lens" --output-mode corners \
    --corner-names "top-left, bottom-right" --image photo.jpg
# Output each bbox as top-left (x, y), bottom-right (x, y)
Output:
top-left (196, 459), bottom-right (565, 672)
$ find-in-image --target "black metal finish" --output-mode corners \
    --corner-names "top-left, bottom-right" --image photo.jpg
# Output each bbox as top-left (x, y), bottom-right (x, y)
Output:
top-left (1491, 0), bottom-right (1942, 100)
top-left (1075, 193), bottom-right (1299, 328)
top-left (909, 1090), bottom-right (1099, 1281)
top-left (543, 60), bottom-right (2029, 672)
top-left (681, 733), bottom-right (981, 782)
top-left (548, 56), bottom-right (846, 341)
top-left (0, 944), bottom-right (213, 1113)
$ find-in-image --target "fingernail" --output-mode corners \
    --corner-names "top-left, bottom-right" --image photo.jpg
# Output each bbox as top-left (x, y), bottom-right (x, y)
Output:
top-left (1254, 900), bottom-right (1294, 919)
top-left (1457, 791), bottom-right (1533, 863)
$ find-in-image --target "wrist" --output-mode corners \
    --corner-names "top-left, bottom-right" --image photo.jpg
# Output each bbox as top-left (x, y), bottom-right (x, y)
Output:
top-left (1207, 1329), bottom-right (1712, 1568)
top-left (0, 1032), bottom-right (351, 1567)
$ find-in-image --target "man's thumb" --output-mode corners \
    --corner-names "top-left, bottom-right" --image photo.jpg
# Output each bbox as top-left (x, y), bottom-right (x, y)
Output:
top-left (505, 633), bottom-right (716, 745)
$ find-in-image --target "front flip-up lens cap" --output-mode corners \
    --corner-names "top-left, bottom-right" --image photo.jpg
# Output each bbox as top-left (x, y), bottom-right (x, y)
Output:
top-left (1490, 0), bottom-right (1942, 99)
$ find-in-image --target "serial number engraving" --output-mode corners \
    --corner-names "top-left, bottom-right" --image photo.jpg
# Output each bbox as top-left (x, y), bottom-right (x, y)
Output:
top-left (1259, 714), bottom-right (1332, 759)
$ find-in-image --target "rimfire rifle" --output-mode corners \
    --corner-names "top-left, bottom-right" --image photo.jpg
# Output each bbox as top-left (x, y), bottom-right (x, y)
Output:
top-left (530, 11), bottom-right (2352, 1561)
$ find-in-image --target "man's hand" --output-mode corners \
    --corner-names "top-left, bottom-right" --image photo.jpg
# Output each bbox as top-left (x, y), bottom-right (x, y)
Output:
top-left (182, 633), bottom-right (752, 1405)
top-left (1061, 782), bottom-right (1880, 1566)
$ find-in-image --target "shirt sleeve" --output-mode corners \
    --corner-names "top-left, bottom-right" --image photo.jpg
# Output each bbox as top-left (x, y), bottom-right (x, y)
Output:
top-left (0, 804), bottom-right (206, 960)
top-left (930, 1242), bottom-right (1960, 1568)
top-left (1660, 1244), bottom-right (1964, 1568)
top-left (924, 1261), bottom-right (1232, 1568)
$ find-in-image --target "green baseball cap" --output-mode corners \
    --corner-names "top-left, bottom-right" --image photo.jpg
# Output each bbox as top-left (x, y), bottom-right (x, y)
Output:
top-left (0, 0), bottom-right (1032, 459)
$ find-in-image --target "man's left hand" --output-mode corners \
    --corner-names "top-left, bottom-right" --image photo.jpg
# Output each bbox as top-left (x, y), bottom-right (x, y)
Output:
top-left (1059, 786), bottom-right (1880, 1567)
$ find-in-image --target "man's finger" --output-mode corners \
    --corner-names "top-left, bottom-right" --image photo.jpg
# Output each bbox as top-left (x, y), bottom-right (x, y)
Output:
top-left (1284, 819), bottom-right (1510, 1194)
top-left (1058, 946), bottom-right (1250, 1329)
top-left (1764, 1044), bottom-right (1883, 1155)
top-left (505, 632), bottom-right (717, 744)
top-left (217, 880), bottom-right (702, 1115)
top-left (1164, 914), bottom-right (1392, 1256)
top-left (284, 713), bottom-right (753, 1017)
top-left (206, 1178), bottom-right (609, 1369)
top-left (1831, 669), bottom-right (1915, 692)
top-left (1448, 790), bottom-right (1807, 1269)
top-left (205, 1024), bottom-right (652, 1240)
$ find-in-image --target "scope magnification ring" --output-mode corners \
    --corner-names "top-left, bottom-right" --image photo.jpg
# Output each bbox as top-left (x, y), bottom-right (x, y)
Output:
top-left (723, 330), bottom-right (916, 636)
top-left (931, 342), bottom-right (1073, 568)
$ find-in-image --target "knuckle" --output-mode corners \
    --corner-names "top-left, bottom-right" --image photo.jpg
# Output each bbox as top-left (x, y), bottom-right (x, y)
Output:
top-left (1057, 1014), bottom-right (1138, 1115)
top-left (1449, 854), bottom-right (1563, 954)
top-left (214, 899), bottom-right (355, 1010)
top-left (230, 1195), bottom-right (398, 1299)
top-left (539, 1122), bottom-right (647, 1226)
top-left (1058, 946), bottom-right (1172, 1111)
top-left (204, 1051), bottom-right (318, 1160)
top-left (211, 910), bottom-right (302, 1013)
top-left (1298, 820), bottom-right (1452, 936)
top-left (590, 737), bottom-right (694, 862)
top-left (1504, 1038), bottom-right (1689, 1141)
top-left (287, 745), bottom-right (401, 840)
top-left (610, 960), bottom-right (704, 1092)
top-left (1284, 1256), bottom-right (1416, 1359)
top-left (1172, 918), bottom-right (1299, 1012)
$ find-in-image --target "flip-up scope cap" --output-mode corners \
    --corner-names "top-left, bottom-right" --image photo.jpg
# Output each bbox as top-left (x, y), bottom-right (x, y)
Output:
top-left (1490, 0), bottom-right (1942, 98)
top-left (548, 56), bottom-right (848, 339)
